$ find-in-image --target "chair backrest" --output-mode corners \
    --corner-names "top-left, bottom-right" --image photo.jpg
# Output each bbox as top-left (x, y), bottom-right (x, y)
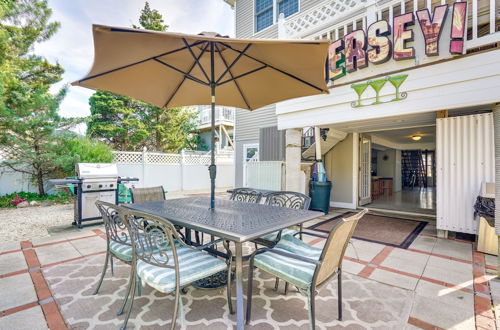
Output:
top-left (130, 186), bottom-right (166, 203)
top-left (264, 191), bottom-right (311, 210)
top-left (314, 209), bottom-right (368, 286)
top-left (123, 209), bottom-right (181, 272)
top-left (230, 188), bottom-right (263, 203)
top-left (95, 200), bottom-right (131, 247)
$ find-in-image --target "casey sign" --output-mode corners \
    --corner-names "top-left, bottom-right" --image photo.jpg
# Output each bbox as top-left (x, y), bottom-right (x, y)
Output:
top-left (328, 2), bottom-right (467, 81)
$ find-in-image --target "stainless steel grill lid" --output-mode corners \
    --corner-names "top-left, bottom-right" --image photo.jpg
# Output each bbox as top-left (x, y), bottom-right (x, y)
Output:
top-left (76, 163), bottom-right (118, 179)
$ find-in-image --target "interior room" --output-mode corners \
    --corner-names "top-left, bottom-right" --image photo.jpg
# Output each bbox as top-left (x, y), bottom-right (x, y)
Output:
top-left (367, 126), bottom-right (436, 215)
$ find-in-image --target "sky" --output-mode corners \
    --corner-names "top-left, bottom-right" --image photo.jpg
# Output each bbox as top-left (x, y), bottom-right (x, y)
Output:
top-left (34, 0), bottom-right (235, 125)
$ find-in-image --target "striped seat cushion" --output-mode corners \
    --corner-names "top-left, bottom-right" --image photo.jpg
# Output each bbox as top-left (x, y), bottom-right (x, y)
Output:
top-left (109, 235), bottom-right (180, 262)
top-left (258, 228), bottom-right (297, 243)
top-left (254, 234), bottom-right (322, 289)
top-left (109, 240), bottom-right (134, 262)
top-left (137, 246), bottom-right (227, 293)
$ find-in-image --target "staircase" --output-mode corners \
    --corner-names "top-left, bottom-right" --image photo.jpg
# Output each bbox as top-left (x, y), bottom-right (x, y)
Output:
top-left (301, 128), bottom-right (347, 160)
top-left (402, 150), bottom-right (427, 189)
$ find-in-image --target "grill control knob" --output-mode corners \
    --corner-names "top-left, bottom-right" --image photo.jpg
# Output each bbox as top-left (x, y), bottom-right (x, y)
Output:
top-left (99, 184), bottom-right (103, 188)
top-left (110, 184), bottom-right (114, 188)
top-left (86, 185), bottom-right (91, 189)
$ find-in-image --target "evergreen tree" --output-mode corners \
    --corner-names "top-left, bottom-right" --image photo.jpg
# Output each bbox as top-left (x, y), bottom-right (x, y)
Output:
top-left (88, 1), bottom-right (201, 153)
top-left (0, 0), bottom-right (82, 195)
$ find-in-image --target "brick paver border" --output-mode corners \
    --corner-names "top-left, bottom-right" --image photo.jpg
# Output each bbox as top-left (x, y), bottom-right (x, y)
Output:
top-left (1, 225), bottom-right (498, 329)
top-left (0, 241), bottom-right (68, 329)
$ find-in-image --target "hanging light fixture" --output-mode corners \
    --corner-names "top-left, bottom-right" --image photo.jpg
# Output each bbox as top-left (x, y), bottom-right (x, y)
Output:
top-left (411, 135), bottom-right (422, 141)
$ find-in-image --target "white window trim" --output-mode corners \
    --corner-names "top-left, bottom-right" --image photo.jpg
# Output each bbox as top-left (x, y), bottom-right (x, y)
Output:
top-left (253, 0), bottom-right (300, 35)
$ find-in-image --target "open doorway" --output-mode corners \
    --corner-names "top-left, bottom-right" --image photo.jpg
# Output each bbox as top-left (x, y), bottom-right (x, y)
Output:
top-left (360, 126), bottom-right (436, 215)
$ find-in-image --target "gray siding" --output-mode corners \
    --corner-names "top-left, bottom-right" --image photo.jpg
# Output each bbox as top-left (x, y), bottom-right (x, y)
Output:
top-left (235, 0), bottom-right (319, 38)
top-left (234, 105), bottom-right (277, 141)
top-left (259, 126), bottom-right (285, 161)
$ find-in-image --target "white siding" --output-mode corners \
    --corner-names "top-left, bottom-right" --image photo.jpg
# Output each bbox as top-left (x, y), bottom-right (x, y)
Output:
top-left (436, 113), bottom-right (495, 234)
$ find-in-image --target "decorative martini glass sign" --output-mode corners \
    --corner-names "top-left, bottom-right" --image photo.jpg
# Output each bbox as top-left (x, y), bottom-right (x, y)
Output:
top-left (328, 2), bottom-right (468, 83)
top-left (351, 74), bottom-right (408, 107)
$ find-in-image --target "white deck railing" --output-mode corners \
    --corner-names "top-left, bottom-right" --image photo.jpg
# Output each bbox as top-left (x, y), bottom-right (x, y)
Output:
top-left (283, 0), bottom-right (499, 51)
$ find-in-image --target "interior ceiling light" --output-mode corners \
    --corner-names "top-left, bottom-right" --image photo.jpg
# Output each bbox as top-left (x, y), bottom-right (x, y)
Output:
top-left (411, 135), bottom-right (422, 141)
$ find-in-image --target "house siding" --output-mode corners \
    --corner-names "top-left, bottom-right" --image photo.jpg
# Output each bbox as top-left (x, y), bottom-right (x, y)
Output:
top-left (236, 0), bottom-right (316, 39)
top-left (233, 0), bottom-right (316, 187)
top-left (235, 105), bottom-right (277, 141)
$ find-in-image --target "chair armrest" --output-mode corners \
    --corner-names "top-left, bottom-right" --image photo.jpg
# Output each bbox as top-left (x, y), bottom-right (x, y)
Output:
top-left (260, 248), bottom-right (321, 265)
top-left (293, 231), bottom-right (327, 239)
top-left (192, 238), bottom-right (224, 251)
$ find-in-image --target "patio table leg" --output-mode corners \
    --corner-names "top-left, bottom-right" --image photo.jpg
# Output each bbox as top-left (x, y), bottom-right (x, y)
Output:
top-left (235, 242), bottom-right (244, 329)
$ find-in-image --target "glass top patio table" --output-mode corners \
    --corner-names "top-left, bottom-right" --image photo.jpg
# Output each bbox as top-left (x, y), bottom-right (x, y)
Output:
top-left (123, 196), bottom-right (323, 242)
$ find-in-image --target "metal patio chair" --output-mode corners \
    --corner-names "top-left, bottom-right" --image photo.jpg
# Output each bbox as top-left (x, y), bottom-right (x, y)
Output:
top-left (94, 201), bottom-right (142, 317)
top-left (252, 191), bottom-right (312, 294)
top-left (120, 209), bottom-right (233, 330)
top-left (246, 209), bottom-right (368, 328)
top-left (230, 187), bottom-right (263, 203)
top-left (130, 186), bottom-right (167, 203)
top-left (256, 191), bottom-right (311, 245)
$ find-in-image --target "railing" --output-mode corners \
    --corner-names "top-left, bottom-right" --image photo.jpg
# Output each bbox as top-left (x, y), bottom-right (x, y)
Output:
top-left (302, 127), bottom-right (315, 153)
top-left (283, 0), bottom-right (499, 51)
top-left (198, 106), bottom-right (235, 126)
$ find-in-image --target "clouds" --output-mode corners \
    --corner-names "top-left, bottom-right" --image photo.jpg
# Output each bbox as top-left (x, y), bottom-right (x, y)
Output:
top-left (34, 0), bottom-right (235, 119)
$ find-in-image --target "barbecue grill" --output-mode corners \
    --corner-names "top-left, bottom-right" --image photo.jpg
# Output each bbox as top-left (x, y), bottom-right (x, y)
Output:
top-left (50, 163), bottom-right (138, 228)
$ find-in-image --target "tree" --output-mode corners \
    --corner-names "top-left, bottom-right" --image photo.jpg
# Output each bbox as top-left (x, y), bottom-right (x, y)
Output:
top-left (0, 0), bottom-right (81, 195)
top-left (52, 132), bottom-right (114, 178)
top-left (87, 2), bottom-right (201, 153)
top-left (87, 91), bottom-right (150, 151)
top-left (132, 1), bottom-right (168, 31)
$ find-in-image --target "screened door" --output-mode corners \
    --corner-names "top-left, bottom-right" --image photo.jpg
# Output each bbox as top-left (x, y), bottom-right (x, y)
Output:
top-left (358, 134), bottom-right (372, 206)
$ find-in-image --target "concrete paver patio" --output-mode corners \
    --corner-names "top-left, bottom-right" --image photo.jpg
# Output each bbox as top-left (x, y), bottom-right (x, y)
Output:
top-left (0, 209), bottom-right (498, 329)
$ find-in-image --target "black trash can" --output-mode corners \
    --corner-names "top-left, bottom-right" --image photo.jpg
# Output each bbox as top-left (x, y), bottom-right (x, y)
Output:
top-left (309, 181), bottom-right (332, 214)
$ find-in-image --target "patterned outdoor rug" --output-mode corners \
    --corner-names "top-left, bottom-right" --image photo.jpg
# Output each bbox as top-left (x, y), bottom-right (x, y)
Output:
top-left (43, 253), bottom-right (413, 329)
top-left (308, 212), bottom-right (427, 249)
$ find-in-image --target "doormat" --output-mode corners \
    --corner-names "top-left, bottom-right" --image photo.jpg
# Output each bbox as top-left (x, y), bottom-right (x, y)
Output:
top-left (308, 212), bottom-right (428, 249)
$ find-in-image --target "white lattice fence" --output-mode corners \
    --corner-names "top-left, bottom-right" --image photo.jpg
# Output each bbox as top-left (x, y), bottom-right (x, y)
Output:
top-left (113, 151), bottom-right (143, 164)
top-left (146, 153), bottom-right (181, 165)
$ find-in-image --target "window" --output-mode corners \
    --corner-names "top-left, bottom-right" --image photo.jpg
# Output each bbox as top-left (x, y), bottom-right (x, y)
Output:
top-left (278, 0), bottom-right (298, 18)
top-left (255, 0), bottom-right (298, 33)
top-left (255, 0), bottom-right (273, 32)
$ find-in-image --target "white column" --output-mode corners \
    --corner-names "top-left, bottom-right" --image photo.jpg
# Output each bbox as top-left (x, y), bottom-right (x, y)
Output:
top-left (285, 128), bottom-right (303, 192)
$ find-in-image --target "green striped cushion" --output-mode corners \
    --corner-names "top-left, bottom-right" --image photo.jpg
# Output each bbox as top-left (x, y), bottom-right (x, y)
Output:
top-left (109, 235), bottom-right (180, 262)
top-left (254, 234), bottom-right (322, 289)
top-left (258, 228), bottom-right (297, 242)
top-left (109, 240), bottom-right (134, 262)
top-left (137, 247), bottom-right (227, 293)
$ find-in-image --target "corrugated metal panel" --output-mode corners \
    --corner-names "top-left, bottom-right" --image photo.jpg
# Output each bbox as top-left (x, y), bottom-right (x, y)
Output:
top-left (494, 107), bottom-right (500, 235)
top-left (259, 126), bottom-right (285, 161)
top-left (246, 161), bottom-right (285, 190)
top-left (235, 105), bottom-right (277, 141)
top-left (437, 113), bottom-right (495, 234)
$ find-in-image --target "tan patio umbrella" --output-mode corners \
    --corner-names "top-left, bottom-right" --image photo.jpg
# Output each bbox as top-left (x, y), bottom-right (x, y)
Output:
top-left (73, 24), bottom-right (330, 209)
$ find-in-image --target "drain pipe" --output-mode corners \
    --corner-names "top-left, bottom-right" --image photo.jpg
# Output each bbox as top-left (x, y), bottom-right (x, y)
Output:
top-left (493, 104), bottom-right (500, 277)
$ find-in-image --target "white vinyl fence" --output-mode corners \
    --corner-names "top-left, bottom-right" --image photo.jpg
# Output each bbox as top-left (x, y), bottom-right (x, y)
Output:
top-left (0, 151), bottom-right (234, 196)
top-left (245, 161), bottom-right (285, 191)
top-left (114, 151), bottom-right (234, 192)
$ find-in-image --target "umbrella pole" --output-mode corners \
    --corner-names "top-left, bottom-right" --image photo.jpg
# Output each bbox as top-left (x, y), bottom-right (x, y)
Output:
top-left (209, 42), bottom-right (216, 210)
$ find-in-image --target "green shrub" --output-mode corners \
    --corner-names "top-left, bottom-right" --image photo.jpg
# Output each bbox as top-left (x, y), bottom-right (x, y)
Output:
top-left (52, 133), bottom-right (115, 178)
top-left (0, 192), bottom-right (73, 208)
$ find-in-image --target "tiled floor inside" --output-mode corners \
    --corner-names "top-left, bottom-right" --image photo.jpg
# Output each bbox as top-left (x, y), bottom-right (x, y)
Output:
top-left (0, 208), bottom-right (499, 329)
